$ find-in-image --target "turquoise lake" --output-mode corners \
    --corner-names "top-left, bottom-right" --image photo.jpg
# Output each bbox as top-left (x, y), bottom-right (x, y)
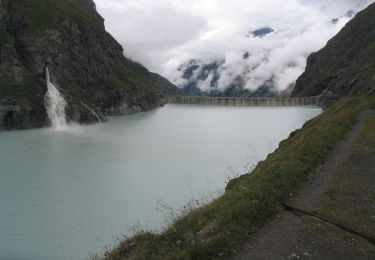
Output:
top-left (0, 104), bottom-right (321, 259)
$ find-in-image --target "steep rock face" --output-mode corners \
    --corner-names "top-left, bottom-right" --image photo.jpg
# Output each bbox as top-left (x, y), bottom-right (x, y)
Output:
top-left (292, 3), bottom-right (375, 97)
top-left (0, 0), bottom-right (178, 130)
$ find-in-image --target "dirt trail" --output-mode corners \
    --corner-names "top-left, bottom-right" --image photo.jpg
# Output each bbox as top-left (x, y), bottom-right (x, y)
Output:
top-left (231, 110), bottom-right (375, 260)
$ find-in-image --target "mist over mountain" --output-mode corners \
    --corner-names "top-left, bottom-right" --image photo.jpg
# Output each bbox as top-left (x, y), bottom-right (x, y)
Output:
top-left (293, 2), bottom-right (375, 97)
top-left (96, 0), bottom-right (374, 97)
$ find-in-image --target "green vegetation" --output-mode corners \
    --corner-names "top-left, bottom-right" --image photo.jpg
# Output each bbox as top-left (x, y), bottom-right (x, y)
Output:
top-left (297, 110), bottom-right (375, 257)
top-left (25, 0), bottom-right (104, 32)
top-left (0, 76), bottom-right (44, 105)
top-left (312, 114), bottom-right (375, 240)
top-left (105, 96), bottom-right (375, 259)
top-left (0, 29), bottom-right (13, 45)
top-left (107, 71), bottom-right (160, 107)
top-left (0, 0), bottom-right (103, 33)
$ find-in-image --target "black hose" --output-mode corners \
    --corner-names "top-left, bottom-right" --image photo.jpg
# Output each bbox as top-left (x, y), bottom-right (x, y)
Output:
top-left (281, 202), bottom-right (375, 246)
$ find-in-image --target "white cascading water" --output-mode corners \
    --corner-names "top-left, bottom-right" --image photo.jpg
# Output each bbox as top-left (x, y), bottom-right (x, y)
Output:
top-left (81, 102), bottom-right (102, 123)
top-left (44, 67), bottom-right (68, 129)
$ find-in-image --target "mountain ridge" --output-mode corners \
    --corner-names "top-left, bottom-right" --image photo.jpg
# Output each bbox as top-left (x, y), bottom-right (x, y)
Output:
top-left (0, 0), bottom-right (179, 130)
top-left (292, 2), bottom-right (375, 97)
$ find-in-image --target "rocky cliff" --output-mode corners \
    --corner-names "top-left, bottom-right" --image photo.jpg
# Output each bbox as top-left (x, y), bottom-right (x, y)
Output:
top-left (0, 0), bottom-right (179, 130)
top-left (292, 3), bottom-right (375, 98)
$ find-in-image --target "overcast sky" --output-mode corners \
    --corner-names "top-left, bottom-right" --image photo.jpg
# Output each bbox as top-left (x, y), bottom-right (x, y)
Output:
top-left (95, 0), bottom-right (374, 91)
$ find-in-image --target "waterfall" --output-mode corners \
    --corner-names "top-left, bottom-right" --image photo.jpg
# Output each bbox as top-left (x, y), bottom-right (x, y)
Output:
top-left (80, 102), bottom-right (102, 123)
top-left (44, 67), bottom-right (68, 129)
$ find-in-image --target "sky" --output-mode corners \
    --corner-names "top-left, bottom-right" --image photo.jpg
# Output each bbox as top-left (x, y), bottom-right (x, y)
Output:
top-left (95, 0), bottom-right (374, 92)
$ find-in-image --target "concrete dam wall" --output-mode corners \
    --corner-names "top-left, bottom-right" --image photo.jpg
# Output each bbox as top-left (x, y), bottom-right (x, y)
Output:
top-left (160, 95), bottom-right (321, 107)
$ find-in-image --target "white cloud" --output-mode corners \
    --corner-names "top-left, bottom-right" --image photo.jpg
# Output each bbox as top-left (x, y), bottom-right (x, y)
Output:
top-left (95, 0), bottom-right (374, 92)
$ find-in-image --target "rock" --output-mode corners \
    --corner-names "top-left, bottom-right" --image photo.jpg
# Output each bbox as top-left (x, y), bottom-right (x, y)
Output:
top-left (249, 27), bottom-right (274, 38)
top-left (0, 0), bottom-right (179, 130)
top-left (292, 3), bottom-right (375, 99)
top-left (196, 223), bottom-right (215, 243)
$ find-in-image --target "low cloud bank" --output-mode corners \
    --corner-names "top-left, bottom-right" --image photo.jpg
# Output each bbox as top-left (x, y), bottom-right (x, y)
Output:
top-left (96, 0), bottom-right (374, 93)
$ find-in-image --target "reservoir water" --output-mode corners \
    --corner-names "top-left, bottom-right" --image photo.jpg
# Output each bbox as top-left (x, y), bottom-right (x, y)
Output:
top-left (0, 104), bottom-right (321, 259)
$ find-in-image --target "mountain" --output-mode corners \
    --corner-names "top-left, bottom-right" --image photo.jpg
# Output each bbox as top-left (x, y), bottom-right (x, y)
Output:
top-left (292, 3), bottom-right (375, 97)
top-left (0, 0), bottom-right (179, 130)
top-left (177, 54), bottom-right (292, 98)
top-left (176, 26), bottom-right (298, 98)
top-left (248, 27), bottom-right (274, 38)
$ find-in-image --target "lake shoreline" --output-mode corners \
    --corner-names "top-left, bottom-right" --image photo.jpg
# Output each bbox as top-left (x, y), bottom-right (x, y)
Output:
top-left (105, 96), bottom-right (374, 259)
top-left (0, 104), bottom-right (320, 259)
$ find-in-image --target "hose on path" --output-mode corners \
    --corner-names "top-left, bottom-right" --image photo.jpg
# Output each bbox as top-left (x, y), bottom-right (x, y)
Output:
top-left (281, 202), bottom-right (375, 246)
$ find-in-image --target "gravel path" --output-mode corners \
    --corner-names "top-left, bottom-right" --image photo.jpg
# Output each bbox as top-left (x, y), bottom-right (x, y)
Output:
top-left (231, 110), bottom-right (375, 260)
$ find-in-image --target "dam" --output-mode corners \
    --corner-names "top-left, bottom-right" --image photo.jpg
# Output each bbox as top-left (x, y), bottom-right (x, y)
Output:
top-left (160, 95), bottom-right (321, 107)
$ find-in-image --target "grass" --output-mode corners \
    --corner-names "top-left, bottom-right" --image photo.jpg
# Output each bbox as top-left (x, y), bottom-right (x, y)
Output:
top-left (104, 95), bottom-right (375, 259)
top-left (313, 115), bottom-right (375, 238)
top-left (297, 112), bottom-right (375, 257)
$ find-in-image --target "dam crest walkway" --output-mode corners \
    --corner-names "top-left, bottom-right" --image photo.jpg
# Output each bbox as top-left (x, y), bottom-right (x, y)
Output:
top-left (159, 95), bottom-right (321, 107)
